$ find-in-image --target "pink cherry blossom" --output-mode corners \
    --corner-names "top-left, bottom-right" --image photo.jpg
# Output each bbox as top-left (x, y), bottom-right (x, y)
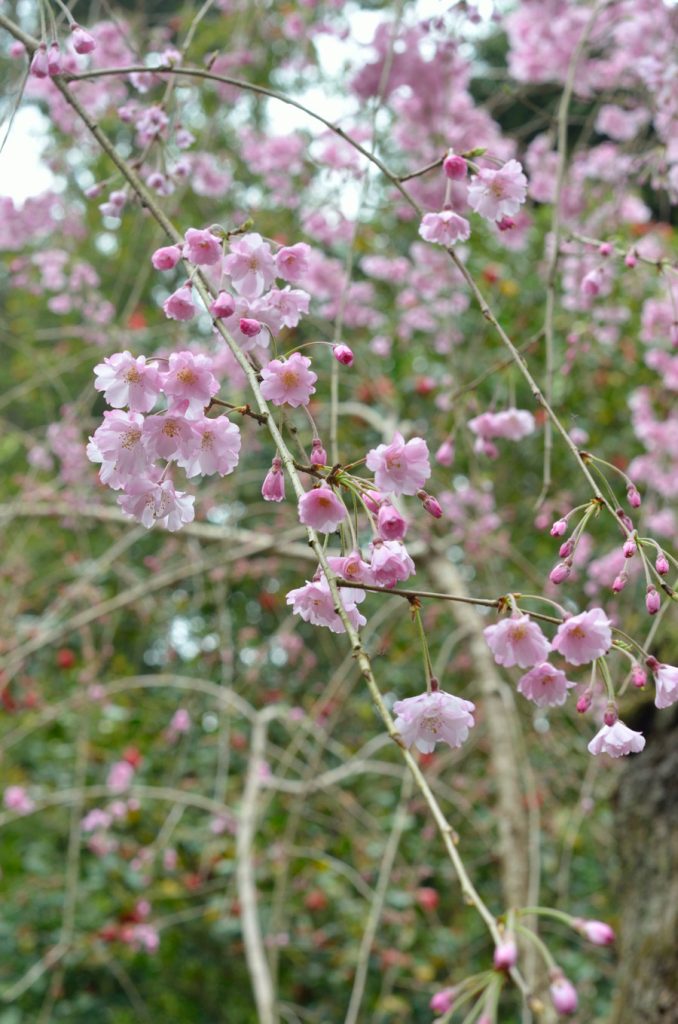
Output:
top-left (176, 416), bottom-right (241, 477)
top-left (552, 608), bottom-right (612, 665)
top-left (574, 919), bottom-right (615, 945)
top-left (468, 408), bottom-right (535, 441)
top-left (333, 344), bottom-right (354, 366)
top-left (587, 720), bottom-right (645, 757)
top-left (467, 160), bottom-right (528, 222)
top-left (418, 210), bottom-right (471, 246)
top-left (286, 576), bottom-right (366, 633)
top-left (151, 245), bottom-right (182, 270)
top-left (327, 551), bottom-right (374, 585)
top-left (298, 487), bottom-right (347, 532)
top-left (182, 227), bottom-right (222, 266)
top-left (275, 242), bottom-right (311, 282)
top-left (377, 503), bottom-right (408, 541)
top-left (223, 232), bottom-right (276, 298)
top-left (393, 690), bottom-right (476, 753)
top-left (71, 23), bottom-right (96, 54)
top-left (4, 785), bottom-right (35, 814)
top-left (106, 760), bottom-right (135, 793)
top-left (443, 152), bottom-right (467, 180)
top-left (493, 938), bottom-right (518, 970)
top-left (365, 431), bottom-right (431, 496)
top-left (118, 476), bottom-right (195, 531)
top-left (430, 988), bottom-right (457, 1014)
top-left (142, 414), bottom-right (196, 462)
top-left (260, 353), bottom-right (317, 407)
top-left (210, 290), bottom-right (236, 318)
top-left (517, 662), bottom-right (576, 707)
top-left (484, 614), bottom-right (551, 669)
top-left (651, 662), bottom-right (678, 709)
top-left (369, 539), bottom-right (415, 588)
top-left (160, 351), bottom-right (219, 418)
top-left (262, 457), bottom-right (285, 502)
top-left (87, 410), bottom-right (150, 489)
top-left (163, 284), bottom-right (197, 321)
top-left (255, 287), bottom-right (310, 330)
top-left (94, 351), bottom-right (161, 413)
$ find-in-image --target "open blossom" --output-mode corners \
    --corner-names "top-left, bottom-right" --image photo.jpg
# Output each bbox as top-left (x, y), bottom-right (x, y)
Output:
top-left (418, 210), bottom-right (471, 246)
top-left (118, 476), bottom-right (195, 531)
top-left (182, 227), bottom-right (222, 266)
top-left (517, 662), bottom-right (576, 707)
top-left (366, 432), bottom-right (431, 496)
top-left (467, 159), bottom-right (528, 222)
top-left (587, 720), bottom-right (645, 757)
top-left (142, 413), bottom-right (196, 462)
top-left (223, 232), bottom-right (276, 298)
top-left (298, 487), bottom-right (346, 532)
top-left (552, 608), bottom-right (612, 665)
top-left (393, 690), bottom-right (476, 753)
top-left (160, 351), bottom-right (219, 418)
top-left (176, 416), bottom-right (241, 477)
top-left (650, 662), bottom-right (678, 709)
top-left (87, 410), bottom-right (150, 489)
top-left (369, 539), bottom-right (415, 588)
top-left (484, 614), bottom-right (551, 668)
top-left (255, 287), bottom-right (310, 330)
top-left (260, 353), bottom-right (317, 407)
top-left (94, 351), bottom-right (161, 413)
top-left (468, 408), bottom-right (535, 441)
top-left (327, 551), bottom-right (374, 585)
top-left (286, 575), bottom-right (366, 633)
top-left (275, 242), bottom-right (311, 282)
top-left (163, 284), bottom-right (196, 321)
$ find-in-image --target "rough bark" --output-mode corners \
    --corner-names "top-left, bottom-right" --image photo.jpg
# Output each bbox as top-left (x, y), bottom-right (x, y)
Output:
top-left (610, 705), bottom-right (678, 1024)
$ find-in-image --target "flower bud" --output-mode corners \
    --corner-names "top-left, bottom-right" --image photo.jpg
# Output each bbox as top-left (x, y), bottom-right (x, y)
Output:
top-left (626, 484), bottom-right (641, 508)
top-left (549, 562), bottom-right (571, 585)
top-left (646, 586), bottom-right (661, 615)
top-left (333, 344), bottom-right (354, 366)
top-left (417, 490), bottom-right (443, 519)
top-left (435, 439), bottom-right (454, 467)
top-left (624, 250), bottom-right (637, 268)
top-left (616, 508), bottom-right (634, 532)
top-left (377, 503), bottom-right (408, 541)
top-left (497, 216), bottom-right (516, 231)
top-left (493, 938), bottom-right (518, 971)
top-left (442, 152), bottom-right (467, 180)
top-left (71, 23), bottom-right (97, 54)
top-left (310, 438), bottom-right (327, 467)
top-left (550, 975), bottom-right (578, 1016)
top-left (239, 317), bottom-right (262, 338)
top-left (559, 539), bottom-right (574, 559)
top-left (152, 245), bottom-right (182, 271)
top-left (430, 987), bottom-right (457, 1014)
top-left (599, 242), bottom-right (612, 256)
top-left (603, 703), bottom-right (618, 727)
top-left (631, 665), bottom-right (647, 688)
top-left (47, 42), bottom-right (62, 75)
top-left (210, 290), bottom-right (236, 318)
top-left (581, 269), bottom-right (601, 297)
top-left (612, 571), bottom-right (628, 593)
top-left (577, 918), bottom-right (615, 945)
top-left (261, 457), bottom-right (285, 502)
top-left (576, 693), bottom-right (592, 714)
top-left (30, 44), bottom-right (49, 79)
top-left (656, 553), bottom-right (669, 575)
top-left (550, 518), bottom-right (568, 537)
top-left (622, 539), bottom-right (636, 558)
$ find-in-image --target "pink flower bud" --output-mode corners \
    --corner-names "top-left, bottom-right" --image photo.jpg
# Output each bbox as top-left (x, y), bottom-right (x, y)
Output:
top-left (576, 693), bottom-right (592, 714)
top-left (616, 508), bottom-right (634, 532)
top-left (550, 975), bottom-right (578, 1016)
top-left (497, 216), bottom-right (516, 231)
top-left (646, 586), bottom-right (661, 615)
top-left (493, 938), bottom-right (518, 970)
top-left (239, 318), bottom-right (262, 338)
top-left (333, 344), bottom-right (354, 366)
top-left (626, 484), bottom-right (641, 508)
top-left (151, 245), bottom-right (182, 271)
top-left (30, 44), bottom-right (49, 78)
top-left (71, 23), bottom-right (97, 54)
top-left (549, 562), bottom-right (571, 585)
top-left (9, 41), bottom-right (25, 58)
top-left (310, 438), bottom-right (327, 467)
top-left (262, 457), bottom-right (285, 502)
top-left (622, 539), bottom-right (636, 558)
top-left (598, 242), bottom-right (612, 256)
top-left (603, 704), bottom-right (618, 727)
top-left (646, 655), bottom-right (660, 672)
top-left (612, 572), bottom-right (628, 593)
top-left (656, 553), bottom-right (669, 575)
top-left (435, 439), bottom-right (454, 467)
top-left (577, 919), bottom-right (615, 946)
top-left (550, 518), bottom-right (568, 537)
top-left (442, 152), bottom-right (467, 180)
top-left (624, 250), bottom-right (637, 268)
top-left (377, 503), bottom-right (408, 541)
top-left (581, 269), bottom-right (601, 297)
top-left (430, 987), bottom-right (457, 1014)
top-left (210, 290), bottom-right (236, 318)
top-left (417, 490), bottom-right (443, 519)
top-left (47, 42), bottom-right (62, 75)
top-left (559, 539), bottom-right (574, 558)
top-left (631, 665), bottom-right (647, 688)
